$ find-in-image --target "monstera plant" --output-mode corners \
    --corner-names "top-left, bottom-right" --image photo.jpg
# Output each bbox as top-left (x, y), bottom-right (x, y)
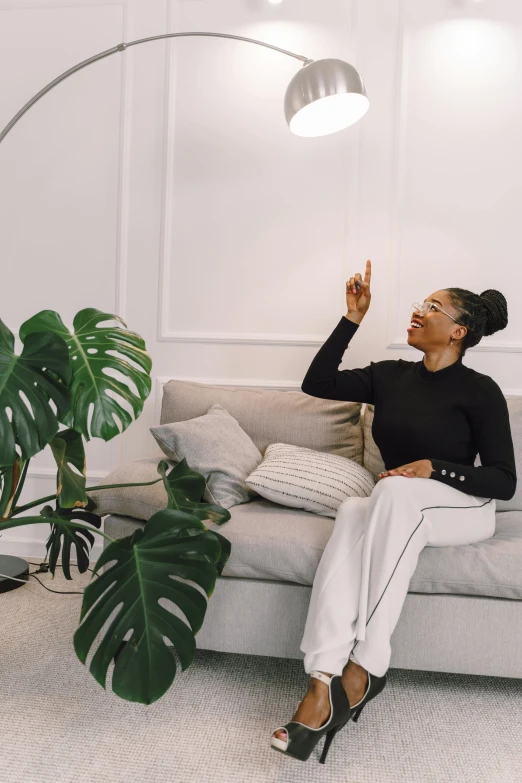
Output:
top-left (0, 308), bottom-right (231, 704)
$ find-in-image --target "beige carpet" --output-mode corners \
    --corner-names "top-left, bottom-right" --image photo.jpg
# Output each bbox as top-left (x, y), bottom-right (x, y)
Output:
top-left (1, 561), bottom-right (521, 783)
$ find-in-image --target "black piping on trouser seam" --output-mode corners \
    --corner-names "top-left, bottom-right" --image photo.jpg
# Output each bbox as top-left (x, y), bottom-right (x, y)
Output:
top-left (351, 497), bottom-right (494, 655)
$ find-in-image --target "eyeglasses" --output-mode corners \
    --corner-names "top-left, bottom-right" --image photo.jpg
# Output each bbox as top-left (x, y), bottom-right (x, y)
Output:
top-left (411, 301), bottom-right (464, 325)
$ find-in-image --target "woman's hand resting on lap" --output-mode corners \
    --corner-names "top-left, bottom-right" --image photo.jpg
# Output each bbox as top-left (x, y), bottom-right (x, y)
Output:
top-left (378, 459), bottom-right (434, 480)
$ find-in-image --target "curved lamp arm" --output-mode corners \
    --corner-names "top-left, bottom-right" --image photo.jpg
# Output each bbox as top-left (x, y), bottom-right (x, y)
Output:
top-left (0, 32), bottom-right (311, 145)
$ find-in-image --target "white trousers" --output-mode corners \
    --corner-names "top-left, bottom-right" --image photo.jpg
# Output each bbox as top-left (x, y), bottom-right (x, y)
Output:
top-left (300, 475), bottom-right (496, 678)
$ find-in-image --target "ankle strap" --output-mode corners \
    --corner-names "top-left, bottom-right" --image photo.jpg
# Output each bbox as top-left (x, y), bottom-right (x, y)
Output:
top-left (310, 670), bottom-right (333, 686)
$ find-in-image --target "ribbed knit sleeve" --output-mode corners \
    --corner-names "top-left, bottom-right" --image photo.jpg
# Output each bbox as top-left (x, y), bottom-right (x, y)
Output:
top-left (301, 316), bottom-right (375, 403)
top-left (427, 377), bottom-right (517, 501)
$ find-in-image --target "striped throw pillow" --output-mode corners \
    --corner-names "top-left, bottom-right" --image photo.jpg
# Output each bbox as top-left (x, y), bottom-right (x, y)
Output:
top-left (245, 443), bottom-right (375, 517)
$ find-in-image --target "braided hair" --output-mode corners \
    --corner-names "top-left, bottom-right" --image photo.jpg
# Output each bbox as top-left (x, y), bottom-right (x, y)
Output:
top-left (444, 288), bottom-right (508, 358)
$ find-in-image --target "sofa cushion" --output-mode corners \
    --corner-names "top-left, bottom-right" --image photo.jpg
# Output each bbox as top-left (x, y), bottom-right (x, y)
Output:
top-left (362, 395), bottom-right (522, 512)
top-left (102, 501), bottom-right (522, 600)
top-left (150, 403), bottom-right (262, 508)
top-left (160, 379), bottom-right (364, 463)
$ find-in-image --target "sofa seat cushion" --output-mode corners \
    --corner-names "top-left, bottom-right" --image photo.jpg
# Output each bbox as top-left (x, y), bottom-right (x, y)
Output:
top-left (102, 501), bottom-right (522, 601)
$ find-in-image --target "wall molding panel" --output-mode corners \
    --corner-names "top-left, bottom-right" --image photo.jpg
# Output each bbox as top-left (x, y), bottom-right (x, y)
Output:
top-left (156, 0), bottom-right (361, 346)
top-left (385, 0), bottom-right (521, 353)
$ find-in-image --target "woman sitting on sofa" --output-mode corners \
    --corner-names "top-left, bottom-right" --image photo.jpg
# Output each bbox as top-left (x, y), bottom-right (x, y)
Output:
top-left (270, 259), bottom-right (517, 764)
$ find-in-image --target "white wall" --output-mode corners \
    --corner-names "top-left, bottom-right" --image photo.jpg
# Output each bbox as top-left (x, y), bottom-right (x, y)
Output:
top-left (0, 0), bottom-right (520, 560)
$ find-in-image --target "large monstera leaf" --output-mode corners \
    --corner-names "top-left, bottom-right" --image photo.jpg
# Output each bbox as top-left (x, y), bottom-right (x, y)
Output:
top-left (0, 317), bottom-right (72, 466)
top-left (73, 509), bottom-right (226, 704)
top-left (19, 309), bottom-right (152, 442)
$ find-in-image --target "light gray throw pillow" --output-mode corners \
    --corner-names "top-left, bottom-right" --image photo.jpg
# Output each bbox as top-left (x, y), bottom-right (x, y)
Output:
top-left (150, 403), bottom-right (263, 509)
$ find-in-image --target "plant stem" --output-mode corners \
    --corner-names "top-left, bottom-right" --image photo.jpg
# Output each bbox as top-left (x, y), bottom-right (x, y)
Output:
top-left (0, 465), bottom-right (13, 518)
top-left (10, 478), bottom-right (163, 516)
top-left (86, 478), bottom-right (163, 492)
top-left (0, 461), bottom-right (19, 518)
top-left (11, 458), bottom-right (30, 510)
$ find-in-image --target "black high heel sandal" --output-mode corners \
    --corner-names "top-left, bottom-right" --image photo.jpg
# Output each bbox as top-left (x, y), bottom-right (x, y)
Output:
top-left (270, 670), bottom-right (353, 763)
top-left (318, 664), bottom-right (388, 764)
top-left (270, 663), bottom-right (388, 764)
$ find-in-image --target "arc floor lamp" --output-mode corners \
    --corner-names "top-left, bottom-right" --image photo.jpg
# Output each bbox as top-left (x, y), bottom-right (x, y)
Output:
top-left (0, 31), bottom-right (369, 144)
top-left (0, 31), bottom-right (369, 591)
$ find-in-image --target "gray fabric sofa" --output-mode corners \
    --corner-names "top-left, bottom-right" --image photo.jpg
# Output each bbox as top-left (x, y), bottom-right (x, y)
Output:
top-left (91, 379), bottom-right (522, 679)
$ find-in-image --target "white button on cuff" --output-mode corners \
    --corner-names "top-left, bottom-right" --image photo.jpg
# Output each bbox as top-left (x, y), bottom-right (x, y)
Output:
top-left (459, 475), bottom-right (465, 481)
top-left (441, 469), bottom-right (447, 475)
top-left (450, 472), bottom-right (456, 477)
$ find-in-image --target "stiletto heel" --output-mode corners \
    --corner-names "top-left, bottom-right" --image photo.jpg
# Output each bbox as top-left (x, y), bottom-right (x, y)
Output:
top-left (318, 718), bottom-right (350, 764)
top-left (351, 704), bottom-right (365, 723)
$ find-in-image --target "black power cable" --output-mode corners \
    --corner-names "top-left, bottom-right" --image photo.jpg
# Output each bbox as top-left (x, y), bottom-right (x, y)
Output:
top-left (21, 561), bottom-right (98, 595)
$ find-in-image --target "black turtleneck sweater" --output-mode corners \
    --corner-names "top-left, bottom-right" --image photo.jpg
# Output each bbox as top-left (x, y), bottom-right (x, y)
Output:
top-left (301, 315), bottom-right (517, 501)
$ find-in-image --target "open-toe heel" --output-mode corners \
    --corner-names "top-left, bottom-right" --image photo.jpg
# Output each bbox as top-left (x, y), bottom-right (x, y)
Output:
top-left (270, 670), bottom-right (352, 763)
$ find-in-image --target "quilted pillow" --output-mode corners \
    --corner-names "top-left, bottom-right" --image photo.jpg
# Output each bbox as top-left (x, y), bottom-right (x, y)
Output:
top-left (245, 442), bottom-right (375, 518)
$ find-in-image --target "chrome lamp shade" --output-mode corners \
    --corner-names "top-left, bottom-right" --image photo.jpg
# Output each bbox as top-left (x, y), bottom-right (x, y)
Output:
top-left (284, 58), bottom-right (369, 137)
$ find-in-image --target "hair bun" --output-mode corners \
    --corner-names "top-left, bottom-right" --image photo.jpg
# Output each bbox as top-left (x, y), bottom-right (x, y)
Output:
top-left (479, 289), bottom-right (508, 337)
